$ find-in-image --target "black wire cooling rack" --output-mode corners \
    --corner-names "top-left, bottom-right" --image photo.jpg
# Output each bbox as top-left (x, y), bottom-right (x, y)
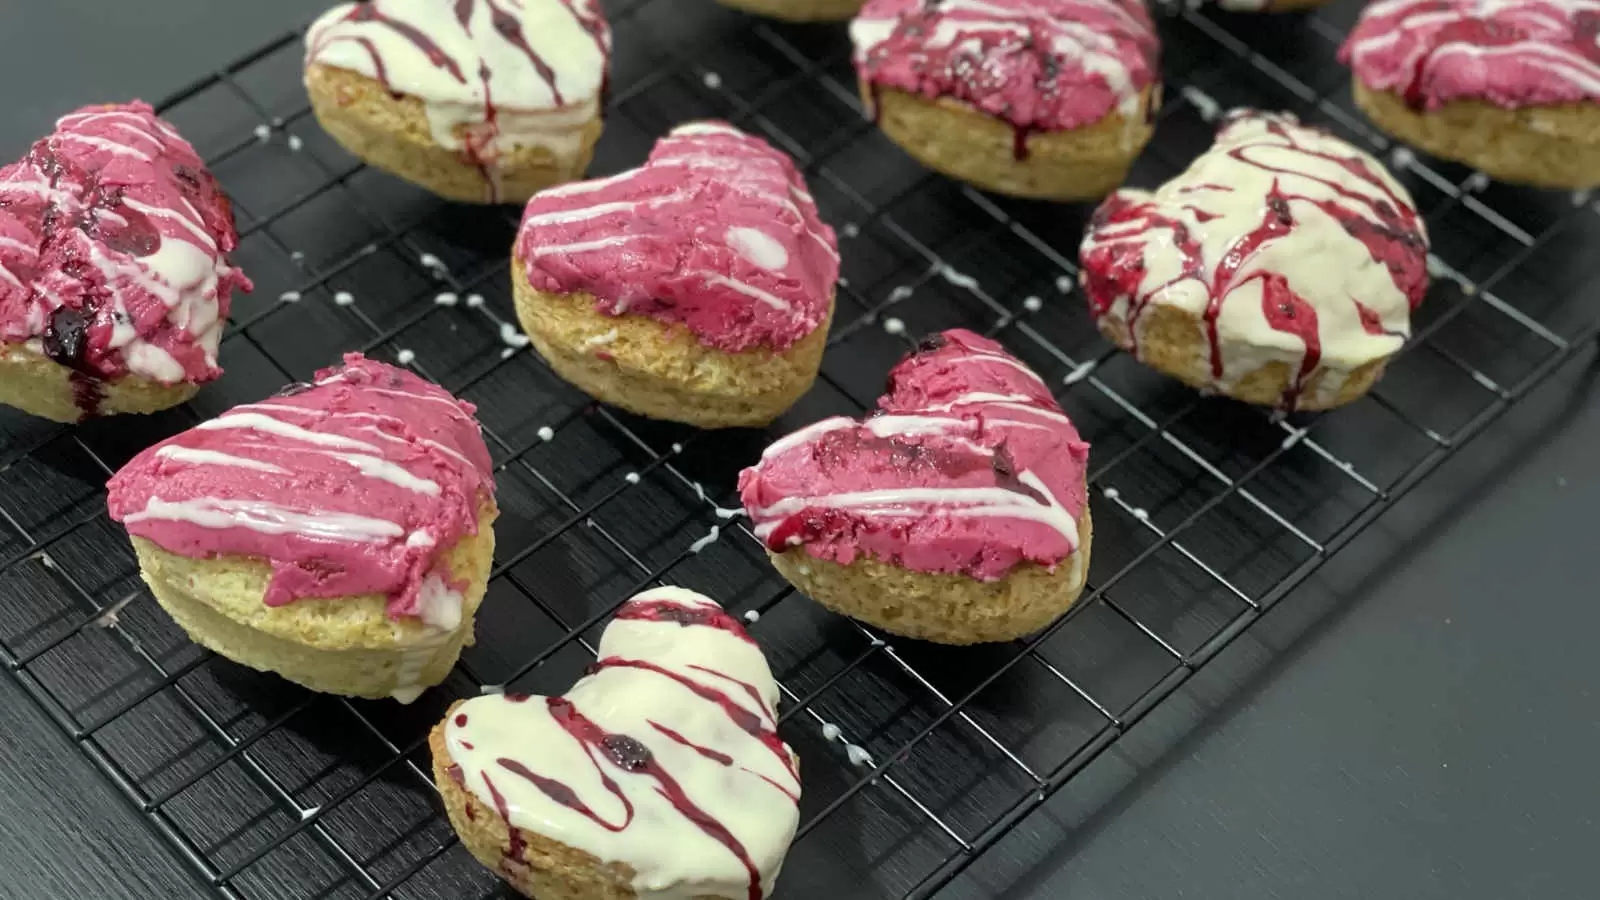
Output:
top-left (3, 1), bottom-right (1599, 898)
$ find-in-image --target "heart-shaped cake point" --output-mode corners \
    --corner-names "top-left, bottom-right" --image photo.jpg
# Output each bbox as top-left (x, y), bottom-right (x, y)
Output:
top-left (432, 586), bottom-right (800, 900)
top-left (510, 121), bottom-right (839, 427)
top-left (107, 354), bottom-right (498, 701)
top-left (0, 101), bottom-right (251, 421)
top-left (739, 329), bottom-right (1092, 644)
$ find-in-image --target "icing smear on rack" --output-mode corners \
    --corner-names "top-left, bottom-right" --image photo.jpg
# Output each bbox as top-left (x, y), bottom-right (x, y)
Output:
top-left (515, 122), bottom-right (839, 352)
top-left (442, 586), bottom-right (800, 900)
top-left (850, 0), bottom-right (1158, 156)
top-left (738, 329), bottom-right (1090, 581)
top-left (0, 101), bottom-right (251, 417)
top-left (1340, 0), bottom-right (1600, 110)
top-left (305, 0), bottom-right (611, 188)
top-left (106, 354), bottom-right (495, 620)
top-left (1079, 110), bottom-right (1429, 410)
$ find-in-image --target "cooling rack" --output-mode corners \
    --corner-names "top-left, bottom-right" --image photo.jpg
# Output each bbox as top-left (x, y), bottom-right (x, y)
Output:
top-left (3, 0), bottom-right (1598, 898)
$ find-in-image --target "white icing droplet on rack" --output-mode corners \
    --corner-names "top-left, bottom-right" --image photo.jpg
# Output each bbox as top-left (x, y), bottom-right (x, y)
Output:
top-left (465, 293), bottom-right (485, 308)
top-left (1022, 296), bottom-right (1043, 313)
top-left (1571, 189), bottom-right (1592, 207)
top-left (714, 505), bottom-right (745, 520)
top-left (254, 124), bottom-right (271, 143)
top-left (1389, 146), bottom-right (1415, 171)
top-left (625, 472), bottom-right (641, 485)
top-left (287, 135), bottom-right (304, 152)
top-left (702, 71), bottom-right (722, 89)
top-left (290, 250), bottom-right (306, 264)
top-left (742, 609), bottom-right (760, 624)
top-left (500, 323), bottom-right (531, 348)
top-left (821, 723), bottom-right (842, 741)
top-left (334, 291), bottom-right (355, 306)
top-left (1464, 172), bottom-right (1490, 192)
top-left (843, 222), bottom-right (860, 238)
top-left (396, 349), bottom-right (416, 365)
top-left (1280, 427), bottom-right (1307, 450)
top-left (500, 346), bottom-right (516, 359)
top-left (688, 526), bottom-right (720, 554)
top-left (1179, 85), bottom-right (1221, 122)
top-left (886, 284), bottom-right (914, 304)
top-left (95, 592), bottom-right (138, 629)
top-left (837, 276), bottom-right (850, 288)
top-left (1063, 361), bottom-right (1097, 385)
top-left (279, 291), bottom-right (301, 303)
top-left (419, 253), bottom-right (448, 276)
top-left (1102, 486), bottom-right (1120, 501)
top-left (883, 317), bottom-right (905, 335)
top-left (37, 553), bottom-right (55, 570)
top-left (939, 264), bottom-right (978, 291)
top-left (845, 744), bottom-right (875, 768)
top-left (434, 292), bottom-right (459, 306)
top-left (271, 116), bottom-right (285, 128)
top-left (480, 683), bottom-right (505, 695)
top-left (537, 426), bottom-right (555, 442)
top-left (671, 442), bottom-right (684, 454)
top-left (299, 806), bottom-right (320, 821)
top-left (1055, 275), bottom-right (1073, 293)
top-left (1132, 507), bottom-right (1149, 521)
top-left (868, 635), bottom-right (886, 647)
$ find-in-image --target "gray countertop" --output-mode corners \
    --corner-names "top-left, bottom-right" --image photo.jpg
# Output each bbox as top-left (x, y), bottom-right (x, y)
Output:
top-left (2, 3), bottom-right (1596, 899)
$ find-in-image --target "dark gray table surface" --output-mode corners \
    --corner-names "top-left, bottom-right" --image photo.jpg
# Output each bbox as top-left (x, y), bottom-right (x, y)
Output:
top-left (1, 3), bottom-right (1596, 900)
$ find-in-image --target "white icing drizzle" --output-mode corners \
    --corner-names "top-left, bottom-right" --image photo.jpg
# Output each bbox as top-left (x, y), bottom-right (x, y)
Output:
top-left (305, 0), bottom-right (611, 159)
top-left (125, 497), bottom-right (405, 542)
top-left (443, 587), bottom-right (799, 900)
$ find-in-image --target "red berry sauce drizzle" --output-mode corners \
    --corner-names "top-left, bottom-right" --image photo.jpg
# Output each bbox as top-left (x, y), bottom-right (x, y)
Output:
top-left (1079, 111), bottom-right (1428, 410)
top-left (306, 0), bottom-right (611, 200)
top-left (442, 587), bottom-right (799, 899)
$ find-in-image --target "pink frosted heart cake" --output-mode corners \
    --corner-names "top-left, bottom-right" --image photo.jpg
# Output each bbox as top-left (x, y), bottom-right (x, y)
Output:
top-left (511, 121), bottom-right (839, 428)
top-left (0, 101), bottom-right (251, 422)
top-left (1339, 0), bottom-right (1600, 188)
top-left (849, 0), bottom-right (1161, 199)
top-left (738, 329), bottom-right (1092, 644)
top-left (106, 354), bottom-right (498, 702)
top-left (430, 586), bottom-right (801, 900)
top-left (1079, 110), bottom-right (1429, 411)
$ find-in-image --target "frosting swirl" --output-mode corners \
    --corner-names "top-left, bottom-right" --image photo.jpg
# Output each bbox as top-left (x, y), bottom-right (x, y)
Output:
top-left (738, 329), bottom-right (1089, 581)
top-left (107, 354), bottom-right (495, 621)
top-left (515, 122), bottom-right (838, 353)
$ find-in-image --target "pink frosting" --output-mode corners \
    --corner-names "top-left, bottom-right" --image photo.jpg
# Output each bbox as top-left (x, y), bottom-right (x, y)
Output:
top-left (106, 354), bottom-right (496, 620)
top-left (849, 0), bottom-right (1159, 134)
top-left (0, 102), bottom-right (250, 414)
top-left (514, 122), bottom-right (838, 353)
top-left (1340, 0), bottom-right (1600, 110)
top-left (737, 329), bottom-right (1090, 581)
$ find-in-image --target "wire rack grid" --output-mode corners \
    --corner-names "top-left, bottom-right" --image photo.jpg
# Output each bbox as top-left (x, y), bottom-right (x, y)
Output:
top-left (2, 1), bottom-right (1598, 898)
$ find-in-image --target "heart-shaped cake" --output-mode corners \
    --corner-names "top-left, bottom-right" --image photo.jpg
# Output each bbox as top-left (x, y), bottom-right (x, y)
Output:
top-left (738, 329), bottom-right (1092, 644)
top-left (1079, 109), bottom-right (1428, 410)
top-left (510, 121), bottom-right (839, 427)
top-left (0, 101), bottom-right (251, 421)
top-left (431, 586), bottom-right (800, 900)
top-left (1339, 0), bottom-right (1600, 188)
top-left (106, 354), bottom-right (498, 701)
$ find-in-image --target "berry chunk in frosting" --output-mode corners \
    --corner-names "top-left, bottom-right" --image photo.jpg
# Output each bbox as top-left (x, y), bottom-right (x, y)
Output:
top-left (107, 354), bottom-right (495, 622)
top-left (0, 102), bottom-right (250, 410)
top-left (441, 586), bottom-right (799, 900)
top-left (1340, 0), bottom-right (1600, 111)
top-left (738, 329), bottom-right (1090, 581)
top-left (850, 0), bottom-right (1159, 135)
top-left (1079, 110), bottom-right (1428, 411)
top-left (514, 121), bottom-right (839, 353)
